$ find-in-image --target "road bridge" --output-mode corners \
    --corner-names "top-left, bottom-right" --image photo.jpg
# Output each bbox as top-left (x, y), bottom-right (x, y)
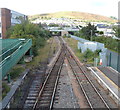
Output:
top-left (48, 27), bottom-right (80, 36)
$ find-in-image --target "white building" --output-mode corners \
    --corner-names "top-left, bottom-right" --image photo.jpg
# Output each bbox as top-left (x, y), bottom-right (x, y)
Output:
top-left (78, 41), bottom-right (105, 53)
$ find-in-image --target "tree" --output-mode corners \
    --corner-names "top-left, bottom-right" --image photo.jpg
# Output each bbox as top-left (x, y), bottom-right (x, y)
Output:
top-left (99, 31), bottom-right (104, 35)
top-left (48, 23), bottom-right (59, 27)
top-left (110, 16), bottom-right (117, 20)
top-left (94, 36), bottom-right (118, 52)
top-left (7, 21), bottom-right (51, 56)
top-left (80, 23), bottom-right (97, 40)
top-left (112, 26), bottom-right (120, 53)
top-left (113, 26), bottom-right (120, 38)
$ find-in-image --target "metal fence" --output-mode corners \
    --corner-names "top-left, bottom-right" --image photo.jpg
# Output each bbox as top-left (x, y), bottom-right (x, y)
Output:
top-left (71, 35), bottom-right (105, 53)
top-left (99, 49), bottom-right (120, 72)
top-left (106, 49), bottom-right (120, 72)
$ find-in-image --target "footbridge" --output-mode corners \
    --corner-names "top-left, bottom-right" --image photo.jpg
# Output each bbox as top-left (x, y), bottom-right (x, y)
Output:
top-left (0, 38), bottom-right (32, 80)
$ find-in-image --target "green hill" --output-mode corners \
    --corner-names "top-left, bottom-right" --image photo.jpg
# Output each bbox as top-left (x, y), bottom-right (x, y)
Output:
top-left (29, 11), bottom-right (116, 23)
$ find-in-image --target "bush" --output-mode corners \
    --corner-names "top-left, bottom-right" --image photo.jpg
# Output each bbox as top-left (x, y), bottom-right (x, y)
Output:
top-left (2, 82), bottom-right (10, 98)
top-left (94, 36), bottom-right (118, 52)
top-left (94, 49), bottom-right (102, 57)
top-left (83, 49), bottom-right (94, 59)
top-left (9, 67), bottom-right (24, 79)
top-left (7, 21), bottom-right (51, 56)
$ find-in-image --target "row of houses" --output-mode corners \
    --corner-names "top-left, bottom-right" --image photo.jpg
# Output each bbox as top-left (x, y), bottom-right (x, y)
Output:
top-left (0, 8), bottom-right (119, 39)
top-left (33, 17), bottom-right (118, 38)
top-left (0, 8), bottom-right (27, 39)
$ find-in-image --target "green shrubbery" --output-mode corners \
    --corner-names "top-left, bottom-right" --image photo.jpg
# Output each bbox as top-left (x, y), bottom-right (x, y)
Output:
top-left (80, 49), bottom-right (101, 65)
top-left (9, 67), bottom-right (24, 79)
top-left (74, 23), bottom-right (97, 40)
top-left (74, 23), bottom-right (119, 53)
top-left (83, 49), bottom-right (94, 60)
top-left (7, 21), bottom-right (51, 56)
top-left (93, 36), bottom-right (118, 52)
top-left (2, 82), bottom-right (10, 98)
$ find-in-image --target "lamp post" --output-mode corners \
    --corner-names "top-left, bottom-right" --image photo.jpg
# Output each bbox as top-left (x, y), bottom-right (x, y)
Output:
top-left (91, 30), bottom-right (93, 41)
top-left (117, 39), bottom-right (120, 72)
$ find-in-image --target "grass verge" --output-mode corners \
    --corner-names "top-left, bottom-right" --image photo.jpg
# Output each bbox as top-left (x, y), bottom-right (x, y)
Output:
top-left (26, 37), bottom-right (57, 68)
top-left (2, 82), bottom-right (10, 99)
top-left (64, 37), bottom-right (96, 66)
top-left (65, 37), bottom-right (84, 62)
top-left (9, 66), bottom-right (25, 80)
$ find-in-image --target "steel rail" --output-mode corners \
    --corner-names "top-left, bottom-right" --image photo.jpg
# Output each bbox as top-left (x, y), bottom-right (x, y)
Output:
top-left (73, 56), bottom-right (110, 109)
top-left (66, 48), bottom-right (111, 109)
top-left (67, 55), bottom-right (93, 109)
top-left (49, 53), bottom-right (65, 109)
top-left (32, 52), bottom-right (61, 109)
top-left (32, 46), bottom-right (65, 110)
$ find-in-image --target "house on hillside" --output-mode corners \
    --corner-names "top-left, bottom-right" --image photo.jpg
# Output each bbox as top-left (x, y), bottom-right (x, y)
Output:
top-left (96, 24), bottom-right (114, 37)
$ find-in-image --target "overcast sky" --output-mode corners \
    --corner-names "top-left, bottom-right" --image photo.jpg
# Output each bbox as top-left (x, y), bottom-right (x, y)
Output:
top-left (0, 0), bottom-right (119, 18)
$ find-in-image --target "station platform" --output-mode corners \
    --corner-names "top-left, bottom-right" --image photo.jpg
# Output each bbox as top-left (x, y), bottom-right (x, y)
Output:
top-left (88, 66), bottom-right (120, 105)
top-left (98, 67), bottom-right (120, 88)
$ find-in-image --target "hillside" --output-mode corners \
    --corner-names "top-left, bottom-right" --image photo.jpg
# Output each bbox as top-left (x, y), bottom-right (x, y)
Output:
top-left (29, 11), bottom-right (116, 23)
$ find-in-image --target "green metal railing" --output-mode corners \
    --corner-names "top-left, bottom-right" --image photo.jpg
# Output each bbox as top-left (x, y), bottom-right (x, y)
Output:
top-left (0, 39), bottom-right (32, 80)
top-left (0, 39), bottom-right (20, 53)
top-left (0, 41), bottom-right (24, 61)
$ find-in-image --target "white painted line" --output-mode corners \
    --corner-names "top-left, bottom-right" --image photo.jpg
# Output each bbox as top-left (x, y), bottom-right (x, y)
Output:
top-left (88, 67), bottom-right (120, 102)
top-left (109, 67), bottom-right (120, 75)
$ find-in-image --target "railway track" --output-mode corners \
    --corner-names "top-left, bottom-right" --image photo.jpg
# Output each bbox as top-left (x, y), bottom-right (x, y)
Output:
top-left (22, 36), bottom-right (112, 109)
top-left (23, 74), bottom-right (43, 109)
top-left (66, 48), bottom-right (111, 109)
top-left (30, 44), bottom-right (66, 109)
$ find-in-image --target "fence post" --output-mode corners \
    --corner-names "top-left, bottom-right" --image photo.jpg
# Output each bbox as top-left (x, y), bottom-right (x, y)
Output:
top-left (117, 53), bottom-right (120, 72)
top-left (29, 48), bottom-right (32, 56)
top-left (109, 53), bottom-right (111, 66)
top-left (7, 74), bottom-right (11, 83)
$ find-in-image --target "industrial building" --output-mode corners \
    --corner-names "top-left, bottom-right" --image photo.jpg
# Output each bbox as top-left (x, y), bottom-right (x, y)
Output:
top-left (0, 8), bottom-right (27, 39)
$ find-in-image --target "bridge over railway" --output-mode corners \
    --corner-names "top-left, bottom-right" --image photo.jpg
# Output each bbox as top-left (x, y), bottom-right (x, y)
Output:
top-left (0, 38), bottom-right (32, 80)
top-left (48, 27), bottom-right (80, 36)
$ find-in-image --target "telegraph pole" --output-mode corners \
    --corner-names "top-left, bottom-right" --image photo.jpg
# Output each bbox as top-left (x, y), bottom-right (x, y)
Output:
top-left (91, 30), bottom-right (93, 41)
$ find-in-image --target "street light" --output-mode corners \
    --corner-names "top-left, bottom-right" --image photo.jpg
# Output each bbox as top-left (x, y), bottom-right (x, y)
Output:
top-left (91, 30), bottom-right (93, 41)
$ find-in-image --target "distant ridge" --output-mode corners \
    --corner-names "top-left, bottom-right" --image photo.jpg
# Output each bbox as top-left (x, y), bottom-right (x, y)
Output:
top-left (29, 11), bottom-right (116, 23)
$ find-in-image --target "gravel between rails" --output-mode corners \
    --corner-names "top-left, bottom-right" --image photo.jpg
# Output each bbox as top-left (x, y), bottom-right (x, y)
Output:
top-left (53, 62), bottom-right (79, 108)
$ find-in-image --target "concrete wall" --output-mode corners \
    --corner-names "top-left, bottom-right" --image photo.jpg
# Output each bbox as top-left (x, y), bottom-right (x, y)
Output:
top-left (61, 31), bottom-right (69, 36)
top-left (72, 35), bottom-right (107, 67)
top-left (76, 36), bottom-right (105, 53)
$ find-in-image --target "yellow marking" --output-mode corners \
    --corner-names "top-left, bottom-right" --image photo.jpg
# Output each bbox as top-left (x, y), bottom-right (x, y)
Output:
top-left (95, 67), bottom-right (120, 90)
